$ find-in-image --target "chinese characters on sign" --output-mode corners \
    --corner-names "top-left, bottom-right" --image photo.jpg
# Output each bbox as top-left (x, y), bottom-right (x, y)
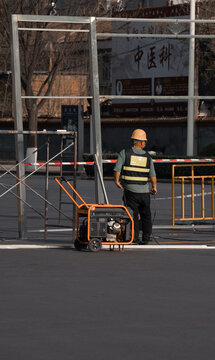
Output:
top-left (134, 45), bottom-right (143, 72)
top-left (134, 43), bottom-right (172, 71)
top-left (112, 6), bottom-right (189, 117)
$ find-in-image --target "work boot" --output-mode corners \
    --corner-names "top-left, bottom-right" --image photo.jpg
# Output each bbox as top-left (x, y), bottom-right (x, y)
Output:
top-left (138, 240), bottom-right (148, 245)
top-left (138, 235), bottom-right (152, 245)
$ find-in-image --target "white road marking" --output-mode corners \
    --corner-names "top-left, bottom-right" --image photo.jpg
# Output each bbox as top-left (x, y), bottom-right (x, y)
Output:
top-left (27, 224), bottom-right (215, 233)
top-left (0, 244), bottom-right (215, 250)
top-left (156, 192), bottom-right (212, 201)
top-left (28, 228), bottom-right (73, 233)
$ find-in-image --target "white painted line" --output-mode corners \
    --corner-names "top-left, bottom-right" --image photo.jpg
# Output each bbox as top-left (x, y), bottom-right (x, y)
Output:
top-left (0, 245), bottom-right (63, 249)
top-left (0, 244), bottom-right (215, 250)
top-left (28, 224), bottom-right (215, 233)
top-left (153, 224), bottom-right (215, 229)
top-left (156, 191), bottom-right (212, 201)
top-left (28, 228), bottom-right (73, 233)
top-left (124, 245), bottom-right (215, 250)
top-left (102, 245), bottom-right (215, 250)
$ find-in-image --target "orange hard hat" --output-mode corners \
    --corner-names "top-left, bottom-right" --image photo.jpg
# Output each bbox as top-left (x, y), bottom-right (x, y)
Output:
top-left (131, 129), bottom-right (147, 141)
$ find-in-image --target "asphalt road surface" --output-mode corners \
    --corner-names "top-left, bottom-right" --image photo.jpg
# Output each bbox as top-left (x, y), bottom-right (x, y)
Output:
top-left (1, 248), bottom-right (215, 360)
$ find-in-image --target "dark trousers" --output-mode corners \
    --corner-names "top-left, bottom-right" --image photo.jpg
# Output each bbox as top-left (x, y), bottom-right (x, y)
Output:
top-left (123, 189), bottom-right (152, 242)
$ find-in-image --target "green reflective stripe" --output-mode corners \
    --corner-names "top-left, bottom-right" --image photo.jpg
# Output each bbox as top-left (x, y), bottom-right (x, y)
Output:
top-left (123, 166), bottom-right (150, 173)
top-left (121, 175), bottom-right (148, 181)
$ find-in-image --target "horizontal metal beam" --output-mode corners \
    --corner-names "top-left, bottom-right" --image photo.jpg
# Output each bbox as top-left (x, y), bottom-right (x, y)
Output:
top-left (17, 28), bottom-right (215, 39)
top-left (97, 33), bottom-right (215, 39)
top-left (100, 95), bottom-right (215, 100)
top-left (21, 95), bottom-right (215, 101)
top-left (0, 130), bottom-right (75, 135)
top-left (18, 28), bottom-right (89, 33)
top-left (96, 16), bottom-right (215, 24)
top-left (14, 14), bottom-right (91, 23)
top-left (22, 95), bottom-right (92, 99)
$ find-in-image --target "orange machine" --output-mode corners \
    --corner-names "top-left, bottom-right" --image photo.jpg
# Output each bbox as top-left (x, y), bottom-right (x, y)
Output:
top-left (55, 177), bottom-right (134, 252)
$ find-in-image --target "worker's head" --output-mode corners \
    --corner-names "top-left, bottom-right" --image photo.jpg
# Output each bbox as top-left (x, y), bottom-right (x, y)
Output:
top-left (131, 129), bottom-right (147, 149)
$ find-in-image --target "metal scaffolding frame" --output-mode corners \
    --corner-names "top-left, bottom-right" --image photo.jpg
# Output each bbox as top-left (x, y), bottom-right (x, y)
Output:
top-left (10, 2), bottom-right (215, 238)
top-left (10, 14), bottom-right (105, 239)
top-left (0, 131), bottom-right (75, 239)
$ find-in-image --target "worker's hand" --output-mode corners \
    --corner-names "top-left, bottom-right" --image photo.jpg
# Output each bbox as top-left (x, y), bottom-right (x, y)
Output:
top-left (150, 187), bottom-right (157, 195)
top-left (114, 172), bottom-right (124, 190)
top-left (115, 181), bottom-right (124, 190)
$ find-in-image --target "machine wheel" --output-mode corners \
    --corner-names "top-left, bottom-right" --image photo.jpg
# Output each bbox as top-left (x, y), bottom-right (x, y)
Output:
top-left (74, 239), bottom-right (83, 251)
top-left (88, 238), bottom-right (101, 252)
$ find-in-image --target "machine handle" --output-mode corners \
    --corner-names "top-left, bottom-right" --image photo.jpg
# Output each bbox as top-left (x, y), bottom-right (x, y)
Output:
top-left (55, 177), bottom-right (89, 209)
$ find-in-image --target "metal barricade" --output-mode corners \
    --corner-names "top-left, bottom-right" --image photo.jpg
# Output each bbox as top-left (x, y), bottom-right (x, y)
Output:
top-left (172, 164), bottom-right (215, 225)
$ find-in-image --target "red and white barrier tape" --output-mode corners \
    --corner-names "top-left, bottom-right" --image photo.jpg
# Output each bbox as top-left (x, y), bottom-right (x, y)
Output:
top-left (25, 158), bottom-right (215, 166)
top-left (153, 158), bottom-right (215, 163)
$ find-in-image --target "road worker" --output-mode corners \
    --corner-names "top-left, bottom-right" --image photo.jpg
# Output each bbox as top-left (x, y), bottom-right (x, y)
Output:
top-left (114, 129), bottom-right (157, 244)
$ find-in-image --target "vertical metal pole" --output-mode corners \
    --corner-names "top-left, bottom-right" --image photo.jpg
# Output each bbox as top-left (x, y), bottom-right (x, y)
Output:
top-left (44, 135), bottom-right (50, 240)
top-left (172, 165), bottom-right (175, 226)
top-left (187, 0), bottom-right (196, 156)
top-left (78, 105), bottom-right (84, 172)
top-left (211, 177), bottom-right (215, 219)
top-left (90, 114), bottom-right (94, 154)
top-left (201, 177), bottom-right (205, 219)
top-left (58, 135), bottom-right (63, 224)
top-left (89, 17), bottom-right (105, 204)
top-left (191, 166), bottom-right (195, 219)
top-left (73, 133), bottom-right (77, 243)
top-left (11, 15), bottom-right (27, 239)
top-left (181, 178), bottom-right (185, 219)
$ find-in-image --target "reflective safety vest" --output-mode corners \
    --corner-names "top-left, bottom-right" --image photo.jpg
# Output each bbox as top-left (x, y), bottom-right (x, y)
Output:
top-left (121, 149), bottom-right (151, 185)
